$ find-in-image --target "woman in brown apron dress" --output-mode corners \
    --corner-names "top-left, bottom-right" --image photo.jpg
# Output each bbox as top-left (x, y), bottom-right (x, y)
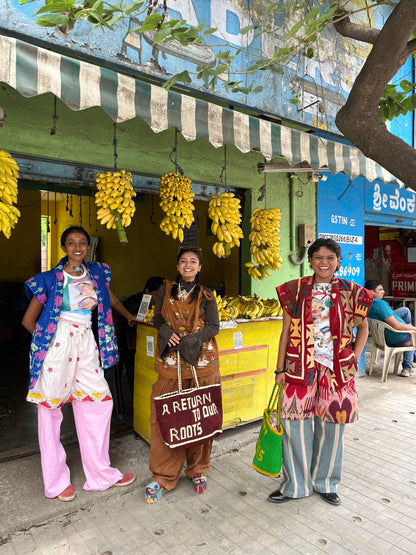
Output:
top-left (145, 247), bottom-right (220, 503)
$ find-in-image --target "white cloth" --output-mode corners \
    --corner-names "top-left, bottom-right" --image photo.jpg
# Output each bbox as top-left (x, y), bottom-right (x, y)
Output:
top-left (27, 319), bottom-right (111, 408)
top-left (312, 282), bottom-right (333, 369)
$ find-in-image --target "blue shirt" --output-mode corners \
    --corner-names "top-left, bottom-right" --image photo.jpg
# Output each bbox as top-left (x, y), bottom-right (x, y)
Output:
top-left (25, 257), bottom-right (119, 389)
top-left (368, 298), bottom-right (409, 344)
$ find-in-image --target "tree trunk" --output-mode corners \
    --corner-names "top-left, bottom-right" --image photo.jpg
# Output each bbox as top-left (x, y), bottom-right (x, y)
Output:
top-left (335, 0), bottom-right (416, 190)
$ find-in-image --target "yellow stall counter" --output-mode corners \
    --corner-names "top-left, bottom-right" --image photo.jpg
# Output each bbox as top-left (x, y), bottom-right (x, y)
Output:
top-left (133, 319), bottom-right (282, 443)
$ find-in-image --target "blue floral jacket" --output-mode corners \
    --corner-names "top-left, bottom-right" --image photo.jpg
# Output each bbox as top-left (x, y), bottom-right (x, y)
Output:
top-left (25, 256), bottom-right (119, 389)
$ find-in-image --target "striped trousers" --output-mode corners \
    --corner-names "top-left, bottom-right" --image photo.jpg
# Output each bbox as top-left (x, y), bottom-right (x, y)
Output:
top-left (279, 417), bottom-right (344, 498)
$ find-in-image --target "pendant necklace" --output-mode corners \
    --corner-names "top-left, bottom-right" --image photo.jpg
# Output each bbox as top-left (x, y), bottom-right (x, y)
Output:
top-left (65, 262), bottom-right (84, 276)
top-left (178, 282), bottom-right (196, 301)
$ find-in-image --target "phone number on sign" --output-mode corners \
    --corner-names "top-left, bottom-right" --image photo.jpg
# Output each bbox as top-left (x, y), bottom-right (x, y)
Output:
top-left (337, 266), bottom-right (360, 277)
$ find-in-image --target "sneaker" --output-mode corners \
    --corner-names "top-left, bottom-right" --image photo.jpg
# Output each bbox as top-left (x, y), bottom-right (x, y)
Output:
top-left (400, 369), bottom-right (411, 377)
top-left (114, 473), bottom-right (136, 487)
top-left (57, 484), bottom-right (75, 502)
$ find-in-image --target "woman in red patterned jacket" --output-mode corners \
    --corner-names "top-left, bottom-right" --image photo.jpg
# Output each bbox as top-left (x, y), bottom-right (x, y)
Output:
top-left (268, 238), bottom-right (374, 506)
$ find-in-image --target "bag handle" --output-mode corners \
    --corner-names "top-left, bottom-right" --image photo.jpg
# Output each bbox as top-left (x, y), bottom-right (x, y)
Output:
top-left (268, 384), bottom-right (283, 428)
top-left (176, 351), bottom-right (200, 393)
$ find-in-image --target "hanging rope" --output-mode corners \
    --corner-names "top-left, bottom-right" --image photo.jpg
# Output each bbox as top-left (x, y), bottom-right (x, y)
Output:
top-left (88, 192), bottom-right (92, 227)
top-left (257, 160), bottom-right (267, 203)
top-left (219, 145), bottom-right (228, 191)
top-left (53, 188), bottom-right (57, 225)
top-left (50, 96), bottom-right (58, 136)
top-left (168, 128), bottom-right (184, 175)
top-left (46, 191), bottom-right (50, 232)
top-left (113, 122), bottom-right (118, 169)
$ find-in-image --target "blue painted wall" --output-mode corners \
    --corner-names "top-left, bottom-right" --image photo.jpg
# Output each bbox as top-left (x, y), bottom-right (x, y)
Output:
top-left (2, 0), bottom-right (394, 134)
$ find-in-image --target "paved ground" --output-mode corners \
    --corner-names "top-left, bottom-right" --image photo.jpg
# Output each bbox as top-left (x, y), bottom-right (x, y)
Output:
top-left (0, 355), bottom-right (415, 554)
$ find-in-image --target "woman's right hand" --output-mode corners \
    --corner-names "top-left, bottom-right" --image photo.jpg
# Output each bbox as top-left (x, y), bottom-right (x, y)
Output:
top-left (167, 332), bottom-right (181, 348)
top-left (275, 372), bottom-right (286, 386)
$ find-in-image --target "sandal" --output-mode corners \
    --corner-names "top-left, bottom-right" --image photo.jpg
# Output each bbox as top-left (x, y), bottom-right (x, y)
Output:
top-left (145, 481), bottom-right (165, 504)
top-left (192, 473), bottom-right (207, 494)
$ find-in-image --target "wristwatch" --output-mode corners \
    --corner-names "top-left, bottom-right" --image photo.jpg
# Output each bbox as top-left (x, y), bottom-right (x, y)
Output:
top-left (274, 369), bottom-right (285, 376)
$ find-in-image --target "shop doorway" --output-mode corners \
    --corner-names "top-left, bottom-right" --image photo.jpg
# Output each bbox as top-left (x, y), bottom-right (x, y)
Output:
top-left (365, 224), bottom-right (416, 320)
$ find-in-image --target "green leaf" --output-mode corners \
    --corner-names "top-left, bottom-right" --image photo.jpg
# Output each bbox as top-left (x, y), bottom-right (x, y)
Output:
top-left (400, 80), bottom-right (413, 93)
top-left (137, 13), bottom-right (162, 33)
top-left (304, 7), bottom-right (321, 21)
top-left (203, 27), bottom-right (217, 36)
top-left (167, 19), bottom-right (187, 30)
top-left (207, 64), bottom-right (228, 77)
top-left (124, 1), bottom-right (146, 16)
top-left (215, 51), bottom-right (231, 59)
top-left (265, 2), bottom-right (280, 13)
top-left (153, 26), bottom-right (175, 44)
top-left (240, 24), bottom-right (257, 35)
top-left (303, 47), bottom-right (314, 58)
top-left (35, 1), bottom-right (75, 14)
top-left (284, 20), bottom-right (304, 40)
top-left (36, 14), bottom-right (69, 26)
top-left (247, 59), bottom-right (271, 72)
top-left (162, 71), bottom-right (192, 90)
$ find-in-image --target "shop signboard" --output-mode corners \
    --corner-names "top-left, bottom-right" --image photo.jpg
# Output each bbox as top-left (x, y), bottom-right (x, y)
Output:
top-left (317, 173), bottom-right (365, 285)
top-left (365, 181), bottom-right (416, 228)
top-left (391, 272), bottom-right (416, 297)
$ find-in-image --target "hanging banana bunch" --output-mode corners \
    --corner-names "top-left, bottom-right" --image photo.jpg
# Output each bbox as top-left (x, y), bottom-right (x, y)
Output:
top-left (95, 169), bottom-right (136, 246)
top-left (246, 208), bottom-right (283, 280)
top-left (159, 172), bottom-right (195, 242)
top-left (208, 192), bottom-right (244, 258)
top-left (0, 150), bottom-right (20, 239)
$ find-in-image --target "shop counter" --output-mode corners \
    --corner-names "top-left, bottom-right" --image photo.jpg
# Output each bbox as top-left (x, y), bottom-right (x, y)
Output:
top-left (133, 318), bottom-right (282, 443)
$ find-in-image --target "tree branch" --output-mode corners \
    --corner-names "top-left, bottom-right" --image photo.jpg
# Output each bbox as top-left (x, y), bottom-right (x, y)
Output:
top-left (405, 38), bottom-right (416, 56)
top-left (335, 0), bottom-right (416, 190)
top-left (333, 16), bottom-right (380, 45)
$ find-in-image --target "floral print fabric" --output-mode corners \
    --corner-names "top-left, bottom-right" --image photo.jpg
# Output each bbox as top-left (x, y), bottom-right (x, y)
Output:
top-left (25, 257), bottom-right (119, 389)
top-left (281, 362), bottom-right (358, 424)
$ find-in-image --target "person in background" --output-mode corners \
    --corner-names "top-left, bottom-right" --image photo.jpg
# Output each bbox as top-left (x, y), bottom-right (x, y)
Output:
top-left (364, 279), bottom-right (416, 377)
top-left (145, 246), bottom-right (220, 503)
top-left (118, 276), bottom-right (164, 395)
top-left (269, 238), bottom-right (374, 506)
top-left (22, 225), bottom-right (137, 502)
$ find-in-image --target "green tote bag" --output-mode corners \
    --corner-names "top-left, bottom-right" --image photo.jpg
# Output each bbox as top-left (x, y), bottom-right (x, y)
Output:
top-left (252, 384), bottom-right (283, 477)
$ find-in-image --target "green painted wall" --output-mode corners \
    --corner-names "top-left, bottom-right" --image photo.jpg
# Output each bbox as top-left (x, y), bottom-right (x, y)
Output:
top-left (0, 85), bottom-right (316, 297)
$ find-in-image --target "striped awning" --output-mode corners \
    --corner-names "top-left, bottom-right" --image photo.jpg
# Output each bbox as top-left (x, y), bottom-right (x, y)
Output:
top-left (0, 34), bottom-right (398, 184)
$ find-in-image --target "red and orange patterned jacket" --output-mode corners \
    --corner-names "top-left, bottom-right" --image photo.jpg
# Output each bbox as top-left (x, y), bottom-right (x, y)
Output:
top-left (277, 276), bottom-right (374, 391)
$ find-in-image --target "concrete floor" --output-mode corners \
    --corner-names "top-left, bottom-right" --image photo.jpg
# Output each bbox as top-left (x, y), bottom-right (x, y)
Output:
top-left (0, 338), bottom-right (133, 462)
top-left (0, 338), bottom-right (415, 553)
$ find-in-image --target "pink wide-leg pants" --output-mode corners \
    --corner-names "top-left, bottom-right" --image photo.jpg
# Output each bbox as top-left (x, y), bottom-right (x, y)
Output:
top-left (38, 400), bottom-right (122, 498)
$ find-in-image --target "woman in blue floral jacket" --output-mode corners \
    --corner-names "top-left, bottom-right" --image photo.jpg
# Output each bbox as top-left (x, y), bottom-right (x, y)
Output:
top-left (22, 226), bottom-right (137, 502)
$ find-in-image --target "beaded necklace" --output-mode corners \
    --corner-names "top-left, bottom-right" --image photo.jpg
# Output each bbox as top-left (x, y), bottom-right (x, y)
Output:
top-left (64, 262), bottom-right (84, 276)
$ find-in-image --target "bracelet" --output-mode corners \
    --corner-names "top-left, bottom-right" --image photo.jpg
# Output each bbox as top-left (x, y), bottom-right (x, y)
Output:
top-left (274, 369), bottom-right (285, 376)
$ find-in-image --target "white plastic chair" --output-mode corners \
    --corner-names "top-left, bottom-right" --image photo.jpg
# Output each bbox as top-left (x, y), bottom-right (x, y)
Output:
top-left (367, 318), bottom-right (416, 382)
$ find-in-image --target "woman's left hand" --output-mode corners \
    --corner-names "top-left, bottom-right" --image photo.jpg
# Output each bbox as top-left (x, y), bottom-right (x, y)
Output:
top-left (126, 313), bottom-right (138, 327)
top-left (167, 332), bottom-right (181, 348)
